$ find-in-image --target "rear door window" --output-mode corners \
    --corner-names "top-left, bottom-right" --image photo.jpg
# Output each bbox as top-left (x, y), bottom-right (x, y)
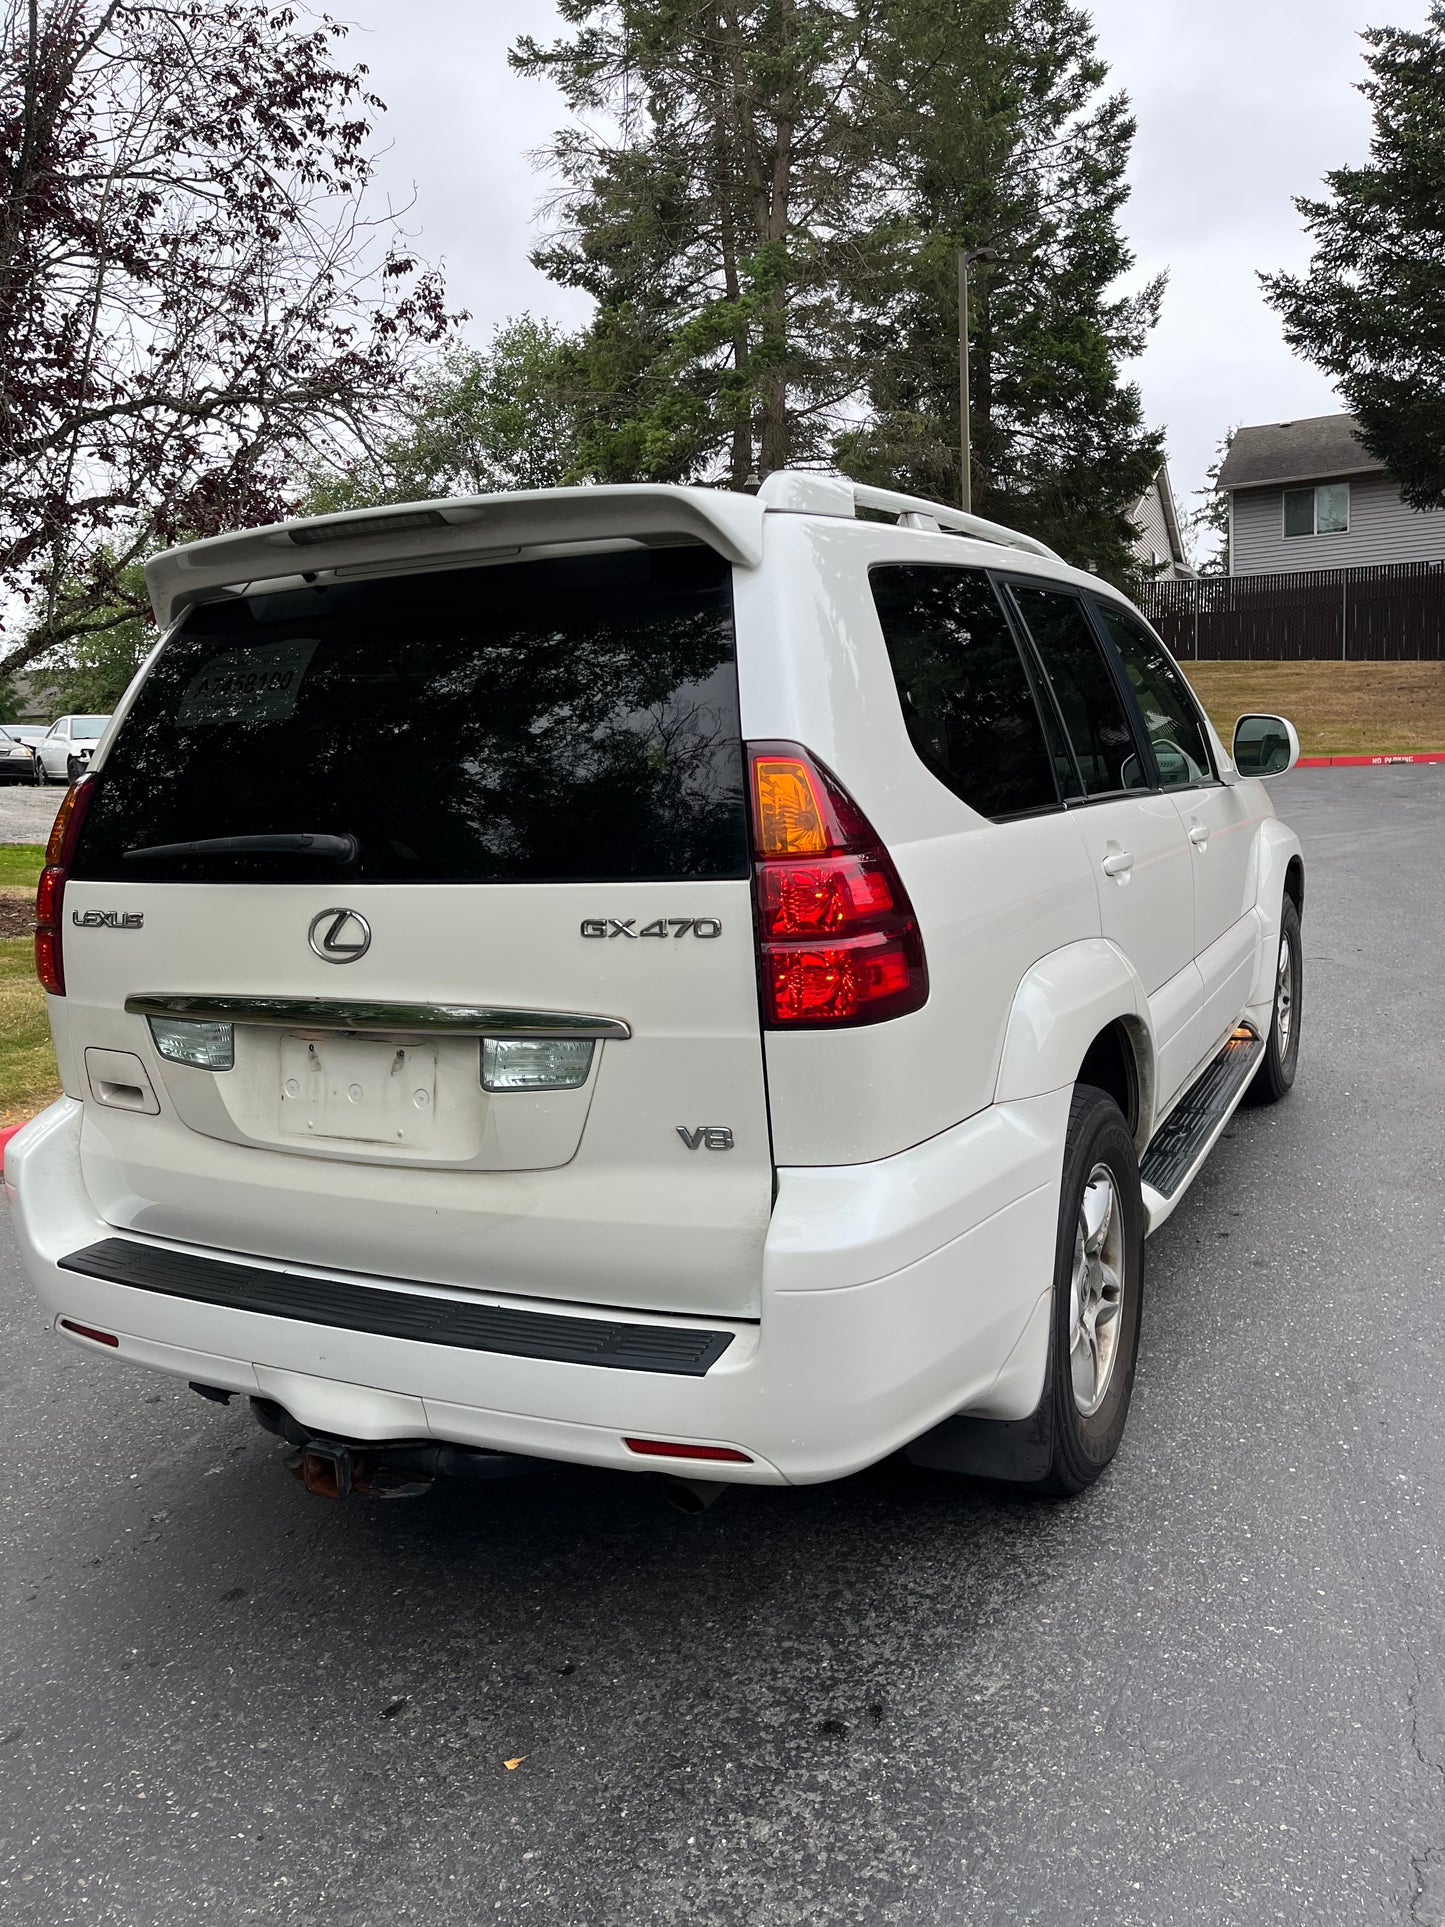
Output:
top-left (1006, 583), bottom-right (1145, 797)
top-left (870, 564), bottom-right (1060, 820)
top-left (1090, 601), bottom-right (1216, 788)
top-left (74, 545), bottom-right (749, 884)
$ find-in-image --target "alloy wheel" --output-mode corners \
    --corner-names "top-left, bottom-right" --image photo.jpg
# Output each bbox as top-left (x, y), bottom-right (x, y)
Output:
top-left (1275, 935), bottom-right (1294, 1057)
top-left (1070, 1164), bottom-right (1125, 1416)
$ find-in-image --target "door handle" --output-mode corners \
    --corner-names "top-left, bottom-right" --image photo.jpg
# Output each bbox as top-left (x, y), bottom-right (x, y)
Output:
top-left (1101, 849), bottom-right (1134, 878)
top-left (1188, 823), bottom-right (1210, 848)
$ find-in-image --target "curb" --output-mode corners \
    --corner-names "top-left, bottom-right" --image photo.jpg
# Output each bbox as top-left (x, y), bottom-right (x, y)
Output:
top-left (1297, 751), bottom-right (1445, 768)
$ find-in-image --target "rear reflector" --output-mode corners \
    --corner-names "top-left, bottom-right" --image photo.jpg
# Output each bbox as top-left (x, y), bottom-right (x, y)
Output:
top-left (59, 1319), bottom-right (119, 1347)
top-left (623, 1438), bottom-right (752, 1463)
top-left (747, 743), bottom-right (927, 1027)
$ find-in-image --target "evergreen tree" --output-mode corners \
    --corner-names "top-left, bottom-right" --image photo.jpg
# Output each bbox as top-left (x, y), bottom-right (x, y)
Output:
top-left (1190, 430), bottom-right (1237, 576)
top-left (1262, 6), bottom-right (1445, 509)
top-left (513, 1), bottom-right (1163, 580)
top-left (840, 0), bottom-right (1165, 580)
top-left (511, 2), bottom-right (882, 486)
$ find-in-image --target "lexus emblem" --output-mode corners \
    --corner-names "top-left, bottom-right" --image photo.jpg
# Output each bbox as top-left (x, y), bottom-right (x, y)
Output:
top-left (308, 907), bottom-right (372, 964)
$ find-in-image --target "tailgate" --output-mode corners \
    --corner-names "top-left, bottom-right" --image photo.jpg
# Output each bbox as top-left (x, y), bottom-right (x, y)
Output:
top-left (57, 542), bottom-right (774, 1319)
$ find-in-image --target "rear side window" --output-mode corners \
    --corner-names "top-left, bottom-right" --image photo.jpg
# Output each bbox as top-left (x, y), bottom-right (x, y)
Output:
top-left (871, 565), bottom-right (1059, 820)
top-left (73, 546), bottom-right (749, 884)
top-left (1007, 584), bottom-right (1144, 797)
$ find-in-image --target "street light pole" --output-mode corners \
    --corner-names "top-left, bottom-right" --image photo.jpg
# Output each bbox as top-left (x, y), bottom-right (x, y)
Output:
top-left (957, 246), bottom-right (997, 515)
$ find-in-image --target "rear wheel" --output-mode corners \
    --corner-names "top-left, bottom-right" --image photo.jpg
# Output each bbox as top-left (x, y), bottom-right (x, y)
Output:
top-left (1247, 895), bottom-right (1302, 1106)
top-left (1038, 1084), bottom-right (1145, 1495)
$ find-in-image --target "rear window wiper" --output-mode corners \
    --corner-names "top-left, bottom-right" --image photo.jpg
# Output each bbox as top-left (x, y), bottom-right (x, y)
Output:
top-left (123, 832), bottom-right (359, 864)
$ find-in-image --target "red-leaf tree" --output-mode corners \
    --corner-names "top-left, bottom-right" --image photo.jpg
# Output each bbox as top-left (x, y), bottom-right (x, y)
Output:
top-left (0, 0), bottom-right (458, 670)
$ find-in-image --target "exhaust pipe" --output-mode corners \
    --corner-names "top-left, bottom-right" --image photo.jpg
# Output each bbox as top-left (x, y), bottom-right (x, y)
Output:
top-left (659, 1476), bottom-right (727, 1515)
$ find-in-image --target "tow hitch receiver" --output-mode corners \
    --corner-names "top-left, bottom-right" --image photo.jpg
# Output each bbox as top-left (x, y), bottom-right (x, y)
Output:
top-left (257, 1400), bottom-right (539, 1499)
top-left (286, 1438), bottom-right (434, 1502)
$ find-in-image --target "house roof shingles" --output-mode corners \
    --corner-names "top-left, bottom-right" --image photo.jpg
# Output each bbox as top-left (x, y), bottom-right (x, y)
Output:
top-left (1216, 413), bottom-right (1382, 493)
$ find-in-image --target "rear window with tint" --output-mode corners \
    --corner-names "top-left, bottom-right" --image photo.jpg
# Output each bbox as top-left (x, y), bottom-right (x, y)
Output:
top-left (73, 546), bottom-right (749, 884)
top-left (871, 564), bottom-right (1061, 820)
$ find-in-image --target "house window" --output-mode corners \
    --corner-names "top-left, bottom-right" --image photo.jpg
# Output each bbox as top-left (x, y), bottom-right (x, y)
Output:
top-left (1283, 482), bottom-right (1350, 537)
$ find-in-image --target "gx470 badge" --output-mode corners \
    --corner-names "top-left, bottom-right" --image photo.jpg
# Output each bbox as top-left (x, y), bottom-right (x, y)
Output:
top-left (581, 918), bottom-right (721, 940)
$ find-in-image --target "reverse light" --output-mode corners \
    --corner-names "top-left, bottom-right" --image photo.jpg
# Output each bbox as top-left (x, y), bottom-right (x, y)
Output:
top-left (148, 1015), bottom-right (235, 1071)
top-left (35, 774), bottom-right (98, 996)
top-left (481, 1037), bottom-right (594, 1091)
top-left (747, 744), bottom-right (927, 1027)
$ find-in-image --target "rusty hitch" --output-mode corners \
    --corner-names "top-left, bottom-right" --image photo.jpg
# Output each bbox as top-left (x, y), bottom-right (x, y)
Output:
top-left (256, 1398), bottom-right (539, 1500)
top-left (287, 1437), bottom-right (436, 1501)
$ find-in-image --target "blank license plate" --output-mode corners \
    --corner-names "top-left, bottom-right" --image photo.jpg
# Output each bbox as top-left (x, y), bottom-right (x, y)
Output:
top-left (279, 1034), bottom-right (438, 1147)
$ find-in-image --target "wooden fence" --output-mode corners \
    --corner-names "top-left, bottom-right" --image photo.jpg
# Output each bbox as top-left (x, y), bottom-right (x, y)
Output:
top-left (1134, 561), bottom-right (1445, 661)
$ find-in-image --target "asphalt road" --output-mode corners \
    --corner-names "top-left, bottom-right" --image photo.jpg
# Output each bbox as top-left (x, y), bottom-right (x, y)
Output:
top-left (2, 766), bottom-right (1443, 1927)
top-left (0, 777), bottom-right (64, 843)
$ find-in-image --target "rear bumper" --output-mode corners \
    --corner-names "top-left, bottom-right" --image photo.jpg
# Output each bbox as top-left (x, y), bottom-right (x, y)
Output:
top-left (5, 1091), bottom-right (1069, 1485)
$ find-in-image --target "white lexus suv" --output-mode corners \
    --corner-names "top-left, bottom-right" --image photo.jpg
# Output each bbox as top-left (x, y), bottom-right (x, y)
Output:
top-left (6, 474), bottom-right (1303, 1504)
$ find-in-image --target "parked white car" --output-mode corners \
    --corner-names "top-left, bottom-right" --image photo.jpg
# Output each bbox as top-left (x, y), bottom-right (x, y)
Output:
top-left (6, 475), bottom-right (1303, 1504)
top-left (33, 714), bottom-right (111, 785)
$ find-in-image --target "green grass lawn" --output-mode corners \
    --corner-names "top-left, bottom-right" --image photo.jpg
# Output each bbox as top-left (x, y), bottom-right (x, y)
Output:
top-left (1182, 660), bottom-right (1445, 759)
top-left (0, 852), bottom-right (57, 1122)
top-left (0, 844), bottom-right (46, 889)
top-left (0, 936), bottom-right (59, 1125)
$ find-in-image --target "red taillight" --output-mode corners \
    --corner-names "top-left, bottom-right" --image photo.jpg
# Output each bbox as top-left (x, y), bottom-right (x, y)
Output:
top-left (35, 774), bottom-right (97, 996)
top-left (747, 744), bottom-right (927, 1027)
top-left (624, 1438), bottom-right (753, 1463)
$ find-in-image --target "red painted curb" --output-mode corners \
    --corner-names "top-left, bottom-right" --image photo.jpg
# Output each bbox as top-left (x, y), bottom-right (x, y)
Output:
top-left (1297, 751), bottom-right (1445, 768)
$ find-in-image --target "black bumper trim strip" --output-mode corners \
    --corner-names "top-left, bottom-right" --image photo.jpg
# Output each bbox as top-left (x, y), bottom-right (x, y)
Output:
top-left (58, 1238), bottom-right (734, 1376)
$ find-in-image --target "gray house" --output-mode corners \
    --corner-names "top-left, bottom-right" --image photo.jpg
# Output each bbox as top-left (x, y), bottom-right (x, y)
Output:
top-left (1218, 412), bottom-right (1445, 576)
top-left (1129, 461), bottom-right (1194, 579)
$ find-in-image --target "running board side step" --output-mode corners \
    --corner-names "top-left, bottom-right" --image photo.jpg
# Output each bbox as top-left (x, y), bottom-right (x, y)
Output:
top-left (1140, 1028), bottom-right (1264, 1233)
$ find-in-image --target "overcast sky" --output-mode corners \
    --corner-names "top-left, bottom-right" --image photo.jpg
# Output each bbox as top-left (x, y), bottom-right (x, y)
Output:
top-left (336, 0), bottom-right (1426, 536)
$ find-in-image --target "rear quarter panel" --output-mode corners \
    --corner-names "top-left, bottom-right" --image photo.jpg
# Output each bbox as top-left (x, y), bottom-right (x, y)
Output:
top-left (735, 518), bottom-right (1100, 1165)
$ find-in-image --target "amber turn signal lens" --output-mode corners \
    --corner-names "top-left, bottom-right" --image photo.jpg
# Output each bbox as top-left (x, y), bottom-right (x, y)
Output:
top-left (752, 756), bottom-right (830, 855)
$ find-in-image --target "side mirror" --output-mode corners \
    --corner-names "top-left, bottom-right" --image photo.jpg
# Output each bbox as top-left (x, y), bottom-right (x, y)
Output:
top-left (1232, 713), bottom-right (1299, 779)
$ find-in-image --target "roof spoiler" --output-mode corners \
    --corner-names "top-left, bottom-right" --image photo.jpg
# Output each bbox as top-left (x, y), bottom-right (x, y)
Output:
top-left (144, 486), bottom-right (768, 627)
top-left (144, 472), bottom-right (1059, 626)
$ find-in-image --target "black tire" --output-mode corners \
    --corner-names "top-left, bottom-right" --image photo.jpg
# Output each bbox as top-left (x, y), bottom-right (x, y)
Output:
top-left (32, 759), bottom-right (47, 786)
top-left (1038, 1084), bottom-right (1146, 1495)
top-left (1246, 894), bottom-right (1302, 1107)
top-left (65, 755), bottom-right (82, 783)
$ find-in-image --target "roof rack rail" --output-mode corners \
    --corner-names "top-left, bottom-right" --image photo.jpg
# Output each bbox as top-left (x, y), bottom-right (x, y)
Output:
top-left (756, 471), bottom-right (1060, 561)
